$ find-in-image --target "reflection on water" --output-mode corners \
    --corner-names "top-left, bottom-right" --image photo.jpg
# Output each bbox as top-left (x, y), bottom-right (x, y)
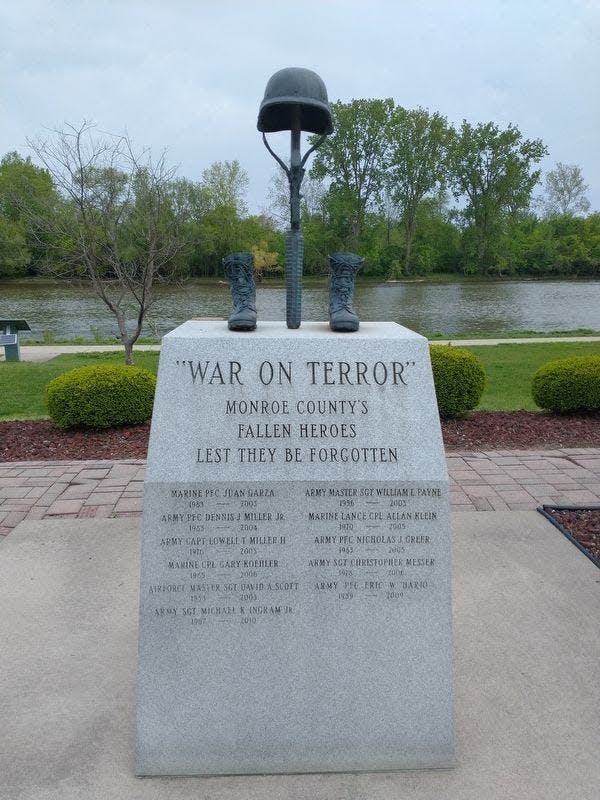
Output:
top-left (1, 279), bottom-right (599, 340)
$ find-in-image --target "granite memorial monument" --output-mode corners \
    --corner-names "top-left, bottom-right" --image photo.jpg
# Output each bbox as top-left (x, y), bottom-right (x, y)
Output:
top-left (136, 68), bottom-right (454, 776)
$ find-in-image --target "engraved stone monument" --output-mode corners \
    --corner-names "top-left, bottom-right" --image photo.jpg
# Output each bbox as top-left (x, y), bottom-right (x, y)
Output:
top-left (136, 320), bottom-right (454, 774)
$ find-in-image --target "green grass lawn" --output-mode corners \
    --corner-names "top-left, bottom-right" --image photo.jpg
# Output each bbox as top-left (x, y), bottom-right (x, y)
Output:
top-left (0, 351), bottom-right (160, 420)
top-left (1, 341), bottom-right (599, 419)
top-left (463, 341), bottom-right (600, 410)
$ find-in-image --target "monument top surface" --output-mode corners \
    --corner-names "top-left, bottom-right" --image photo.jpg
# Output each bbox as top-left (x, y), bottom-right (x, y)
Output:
top-left (168, 319), bottom-right (425, 342)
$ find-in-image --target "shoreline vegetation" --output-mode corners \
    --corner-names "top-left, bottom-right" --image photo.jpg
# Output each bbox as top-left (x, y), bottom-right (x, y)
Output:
top-left (3, 275), bottom-right (600, 345)
top-left (2, 117), bottom-right (598, 289)
top-left (3, 273), bottom-right (600, 287)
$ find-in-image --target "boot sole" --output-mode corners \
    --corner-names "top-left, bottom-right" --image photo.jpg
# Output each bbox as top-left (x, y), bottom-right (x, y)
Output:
top-left (329, 322), bottom-right (359, 332)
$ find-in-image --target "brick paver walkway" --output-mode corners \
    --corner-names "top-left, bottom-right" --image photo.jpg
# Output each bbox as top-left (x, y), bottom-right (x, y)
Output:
top-left (1, 449), bottom-right (600, 537)
top-left (0, 459), bottom-right (145, 537)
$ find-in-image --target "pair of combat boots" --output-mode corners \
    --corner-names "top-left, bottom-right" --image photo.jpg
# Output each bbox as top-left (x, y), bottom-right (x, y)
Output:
top-left (223, 252), bottom-right (363, 332)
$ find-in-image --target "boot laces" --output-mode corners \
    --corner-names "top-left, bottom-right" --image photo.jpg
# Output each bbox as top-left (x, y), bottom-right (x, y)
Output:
top-left (233, 270), bottom-right (255, 309)
top-left (331, 267), bottom-right (354, 309)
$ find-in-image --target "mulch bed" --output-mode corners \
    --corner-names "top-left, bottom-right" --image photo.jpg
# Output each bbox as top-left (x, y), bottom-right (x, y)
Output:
top-left (1, 410), bottom-right (599, 461)
top-left (541, 507), bottom-right (600, 566)
top-left (0, 419), bottom-right (151, 461)
top-left (441, 410), bottom-right (600, 450)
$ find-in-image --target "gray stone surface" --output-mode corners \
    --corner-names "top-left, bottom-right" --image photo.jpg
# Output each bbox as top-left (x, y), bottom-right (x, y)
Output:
top-left (137, 321), bottom-right (454, 774)
top-left (1, 513), bottom-right (599, 799)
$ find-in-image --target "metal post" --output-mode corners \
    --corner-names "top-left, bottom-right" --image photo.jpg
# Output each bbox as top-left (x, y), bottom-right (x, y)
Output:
top-left (286, 107), bottom-right (304, 329)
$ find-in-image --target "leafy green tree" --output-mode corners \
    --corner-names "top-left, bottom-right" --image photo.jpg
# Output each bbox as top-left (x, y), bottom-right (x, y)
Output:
top-left (542, 162), bottom-right (591, 217)
top-left (265, 168), bottom-right (327, 231)
top-left (28, 122), bottom-right (190, 364)
top-left (188, 160), bottom-right (252, 276)
top-left (167, 177), bottom-right (206, 222)
top-left (0, 217), bottom-right (30, 276)
top-left (0, 152), bottom-right (59, 276)
top-left (265, 168), bottom-right (335, 274)
top-left (195, 204), bottom-right (243, 275)
top-left (200, 160), bottom-right (248, 216)
top-left (387, 108), bottom-right (452, 275)
top-left (519, 218), bottom-right (559, 275)
top-left (310, 98), bottom-right (395, 248)
top-left (493, 212), bottom-right (600, 277)
top-left (161, 177), bottom-right (207, 276)
top-left (410, 195), bottom-right (461, 274)
top-left (547, 214), bottom-right (599, 274)
top-left (449, 121), bottom-right (547, 272)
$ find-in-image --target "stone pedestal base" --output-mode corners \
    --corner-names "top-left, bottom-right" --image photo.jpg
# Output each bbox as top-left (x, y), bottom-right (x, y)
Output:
top-left (137, 321), bottom-right (454, 775)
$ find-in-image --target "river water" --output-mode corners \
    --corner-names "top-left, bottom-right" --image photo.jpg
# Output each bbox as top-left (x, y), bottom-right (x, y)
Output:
top-left (1, 279), bottom-right (599, 340)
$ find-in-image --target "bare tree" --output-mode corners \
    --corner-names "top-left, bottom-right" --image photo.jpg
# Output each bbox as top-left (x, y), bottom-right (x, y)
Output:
top-left (542, 162), bottom-right (591, 217)
top-left (28, 121), bottom-right (189, 364)
top-left (264, 168), bottom-right (327, 230)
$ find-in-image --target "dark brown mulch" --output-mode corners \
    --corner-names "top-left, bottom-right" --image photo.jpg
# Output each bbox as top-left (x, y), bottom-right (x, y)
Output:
top-left (542, 508), bottom-right (600, 566)
top-left (1, 411), bottom-right (599, 462)
top-left (441, 410), bottom-right (600, 450)
top-left (0, 419), bottom-right (151, 461)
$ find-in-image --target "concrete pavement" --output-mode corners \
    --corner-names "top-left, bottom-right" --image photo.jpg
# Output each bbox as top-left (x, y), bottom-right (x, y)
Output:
top-left (1, 511), bottom-right (598, 799)
top-left (3, 337), bottom-right (599, 796)
top-left (1, 439), bottom-right (599, 797)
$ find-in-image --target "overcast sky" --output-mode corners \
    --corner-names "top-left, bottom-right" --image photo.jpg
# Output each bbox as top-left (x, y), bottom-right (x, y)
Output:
top-left (2, 0), bottom-right (598, 214)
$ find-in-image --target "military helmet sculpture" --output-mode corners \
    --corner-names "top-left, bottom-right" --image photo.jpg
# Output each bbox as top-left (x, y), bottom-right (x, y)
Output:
top-left (257, 67), bottom-right (334, 135)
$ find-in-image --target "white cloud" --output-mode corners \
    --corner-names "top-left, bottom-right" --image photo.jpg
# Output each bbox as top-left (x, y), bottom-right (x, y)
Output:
top-left (1, 0), bottom-right (598, 211)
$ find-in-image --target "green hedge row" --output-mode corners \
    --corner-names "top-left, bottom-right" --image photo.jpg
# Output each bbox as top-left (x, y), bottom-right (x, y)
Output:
top-left (45, 364), bottom-right (156, 429)
top-left (532, 356), bottom-right (600, 413)
top-left (429, 345), bottom-right (486, 418)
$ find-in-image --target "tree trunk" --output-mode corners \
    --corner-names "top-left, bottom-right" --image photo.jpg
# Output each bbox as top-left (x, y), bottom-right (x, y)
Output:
top-left (403, 235), bottom-right (413, 275)
top-left (123, 339), bottom-right (134, 366)
top-left (350, 212), bottom-right (361, 251)
top-left (403, 212), bottom-right (416, 275)
top-left (113, 308), bottom-right (135, 365)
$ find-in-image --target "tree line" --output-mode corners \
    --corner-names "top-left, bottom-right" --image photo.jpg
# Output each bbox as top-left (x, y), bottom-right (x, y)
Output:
top-left (0, 106), bottom-right (597, 289)
top-left (302, 100), bottom-right (597, 278)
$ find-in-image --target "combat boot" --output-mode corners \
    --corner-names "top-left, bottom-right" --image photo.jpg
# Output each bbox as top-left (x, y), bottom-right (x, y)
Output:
top-left (223, 252), bottom-right (257, 331)
top-left (328, 252), bottom-right (363, 332)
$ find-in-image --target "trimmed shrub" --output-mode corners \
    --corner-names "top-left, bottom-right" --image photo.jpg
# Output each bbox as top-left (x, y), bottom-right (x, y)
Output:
top-left (531, 355), bottom-right (600, 413)
top-left (429, 345), bottom-right (486, 418)
top-left (45, 364), bottom-right (156, 429)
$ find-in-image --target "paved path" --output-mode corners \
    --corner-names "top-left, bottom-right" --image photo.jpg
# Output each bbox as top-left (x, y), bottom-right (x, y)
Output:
top-left (1, 448), bottom-right (600, 537)
top-left (10, 335), bottom-right (600, 362)
top-left (16, 344), bottom-right (161, 362)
